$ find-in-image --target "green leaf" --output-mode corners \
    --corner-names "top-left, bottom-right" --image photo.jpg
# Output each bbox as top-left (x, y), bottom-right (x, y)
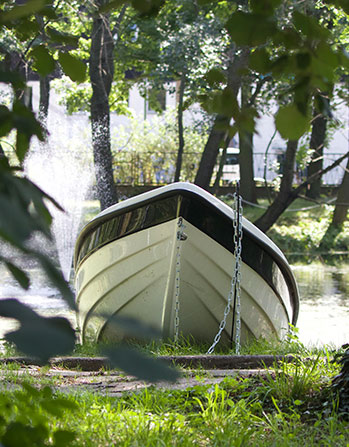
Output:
top-left (58, 53), bottom-right (86, 83)
top-left (12, 101), bottom-right (44, 162)
top-left (337, 0), bottom-right (349, 14)
top-left (203, 88), bottom-right (239, 118)
top-left (30, 45), bottom-right (56, 77)
top-left (5, 261), bottom-right (30, 290)
top-left (250, 0), bottom-right (282, 15)
top-left (270, 54), bottom-right (295, 78)
top-left (99, 0), bottom-right (128, 12)
top-left (9, 320), bottom-right (75, 363)
top-left (205, 68), bottom-right (226, 86)
top-left (39, 5), bottom-right (59, 20)
top-left (53, 429), bottom-right (76, 447)
top-left (0, 0), bottom-right (46, 22)
top-left (296, 52), bottom-right (311, 69)
top-left (0, 105), bottom-right (13, 137)
top-left (34, 252), bottom-right (75, 309)
top-left (46, 27), bottom-right (80, 47)
top-left (293, 11), bottom-right (330, 40)
top-left (0, 70), bottom-right (25, 89)
top-left (0, 196), bottom-right (35, 246)
top-left (131, 0), bottom-right (165, 16)
top-left (226, 12), bottom-right (277, 46)
top-left (21, 382), bottom-right (41, 397)
top-left (275, 104), bottom-right (310, 140)
top-left (273, 28), bottom-right (303, 49)
top-left (0, 298), bottom-right (38, 320)
top-left (234, 106), bottom-right (258, 134)
top-left (16, 131), bottom-right (30, 164)
top-left (249, 49), bottom-right (271, 74)
top-left (0, 300), bottom-right (76, 363)
top-left (2, 421), bottom-right (48, 447)
top-left (103, 345), bottom-right (180, 383)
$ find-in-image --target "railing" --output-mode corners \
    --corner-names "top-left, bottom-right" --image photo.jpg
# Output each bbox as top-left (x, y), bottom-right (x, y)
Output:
top-left (112, 151), bottom-right (346, 186)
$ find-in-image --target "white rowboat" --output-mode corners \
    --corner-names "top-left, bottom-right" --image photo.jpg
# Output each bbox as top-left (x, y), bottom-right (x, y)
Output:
top-left (74, 182), bottom-right (299, 346)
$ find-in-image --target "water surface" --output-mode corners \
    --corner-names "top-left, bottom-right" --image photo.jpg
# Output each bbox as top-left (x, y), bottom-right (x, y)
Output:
top-left (292, 263), bottom-right (349, 347)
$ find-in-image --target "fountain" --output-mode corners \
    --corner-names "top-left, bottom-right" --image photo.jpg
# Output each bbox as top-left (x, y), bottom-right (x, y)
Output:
top-left (25, 113), bottom-right (94, 281)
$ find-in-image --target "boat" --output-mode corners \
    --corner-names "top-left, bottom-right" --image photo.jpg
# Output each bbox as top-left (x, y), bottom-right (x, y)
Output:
top-left (74, 182), bottom-right (299, 347)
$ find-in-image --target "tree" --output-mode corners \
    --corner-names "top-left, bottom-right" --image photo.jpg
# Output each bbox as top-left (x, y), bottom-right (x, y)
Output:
top-left (89, 1), bottom-right (120, 209)
top-left (319, 156), bottom-right (349, 250)
top-left (254, 139), bottom-right (299, 232)
top-left (195, 45), bottom-right (251, 189)
top-left (305, 103), bottom-right (328, 199)
top-left (195, 0), bottom-right (349, 230)
top-left (116, 0), bottom-right (228, 182)
top-left (238, 80), bottom-right (258, 203)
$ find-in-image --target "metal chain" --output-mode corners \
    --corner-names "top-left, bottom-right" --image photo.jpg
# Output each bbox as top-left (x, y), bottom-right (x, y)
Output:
top-left (232, 194), bottom-right (243, 354)
top-left (207, 191), bottom-right (243, 354)
top-left (174, 217), bottom-right (186, 343)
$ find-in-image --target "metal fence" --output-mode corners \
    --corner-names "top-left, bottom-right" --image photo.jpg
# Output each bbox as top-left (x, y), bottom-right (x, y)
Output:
top-left (112, 151), bottom-right (346, 186)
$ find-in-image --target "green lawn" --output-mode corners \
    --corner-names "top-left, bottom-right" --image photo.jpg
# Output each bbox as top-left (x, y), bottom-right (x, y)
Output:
top-left (0, 337), bottom-right (348, 447)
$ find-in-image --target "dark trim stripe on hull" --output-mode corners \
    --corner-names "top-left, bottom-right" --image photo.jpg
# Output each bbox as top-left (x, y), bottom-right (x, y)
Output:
top-left (75, 189), bottom-right (299, 325)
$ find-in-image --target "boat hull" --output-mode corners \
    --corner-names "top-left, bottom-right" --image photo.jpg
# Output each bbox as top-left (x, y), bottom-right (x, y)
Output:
top-left (75, 217), bottom-right (291, 345)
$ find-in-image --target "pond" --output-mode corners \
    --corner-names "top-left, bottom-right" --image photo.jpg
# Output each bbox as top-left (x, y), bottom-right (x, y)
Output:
top-left (293, 263), bottom-right (349, 348)
top-left (0, 260), bottom-right (348, 349)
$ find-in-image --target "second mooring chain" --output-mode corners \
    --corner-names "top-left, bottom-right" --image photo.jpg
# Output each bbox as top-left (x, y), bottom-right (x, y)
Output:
top-left (207, 189), bottom-right (243, 355)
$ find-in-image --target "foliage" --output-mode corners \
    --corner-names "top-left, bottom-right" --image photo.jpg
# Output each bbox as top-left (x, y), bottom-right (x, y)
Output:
top-left (332, 346), bottom-right (349, 416)
top-left (221, 196), bottom-right (349, 260)
top-left (111, 109), bottom-right (209, 184)
top-left (0, 382), bottom-right (78, 447)
top-left (199, 0), bottom-right (349, 141)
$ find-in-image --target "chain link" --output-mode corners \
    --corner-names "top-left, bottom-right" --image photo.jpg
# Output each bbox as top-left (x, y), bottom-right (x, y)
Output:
top-left (232, 195), bottom-right (243, 354)
top-left (174, 217), bottom-right (186, 343)
top-left (207, 192), bottom-right (243, 354)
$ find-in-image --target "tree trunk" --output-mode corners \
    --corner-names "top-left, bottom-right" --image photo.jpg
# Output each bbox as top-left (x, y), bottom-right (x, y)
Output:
top-left (319, 157), bottom-right (349, 251)
top-left (174, 73), bottom-right (186, 182)
top-left (331, 157), bottom-right (349, 227)
top-left (39, 76), bottom-right (50, 132)
top-left (195, 47), bottom-right (250, 190)
top-left (254, 140), bottom-right (298, 232)
top-left (90, 5), bottom-right (117, 210)
top-left (238, 82), bottom-right (257, 203)
top-left (239, 129), bottom-right (257, 202)
top-left (305, 109), bottom-right (327, 199)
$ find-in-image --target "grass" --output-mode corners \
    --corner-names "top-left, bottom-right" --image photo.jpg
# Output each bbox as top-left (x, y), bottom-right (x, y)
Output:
top-left (1, 358), bottom-right (347, 446)
top-left (0, 325), bottom-right (334, 359)
top-left (0, 336), bottom-right (348, 446)
top-left (221, 196), bottom-right (349, 262)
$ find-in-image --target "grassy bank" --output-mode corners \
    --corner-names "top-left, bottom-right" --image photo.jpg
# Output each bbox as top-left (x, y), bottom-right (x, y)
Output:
top-left (0, 338), bottom-right (348, 446)
top-left (222, 196), bottom-right (349, 263)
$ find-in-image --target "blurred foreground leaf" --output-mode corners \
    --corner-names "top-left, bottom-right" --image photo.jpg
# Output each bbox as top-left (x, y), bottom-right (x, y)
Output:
top-left (103, 345), bottom-right (180, 383)
top-left (58, 52), bottom-right (87, 83)
top-left (0, 299), bottom-right (75, 363)
top-left (275, 103), bottom-right (310, 140)
top-left (226, 11), bottom-right (277, 46)
top-left (0, 0), bottom-right (46, 22)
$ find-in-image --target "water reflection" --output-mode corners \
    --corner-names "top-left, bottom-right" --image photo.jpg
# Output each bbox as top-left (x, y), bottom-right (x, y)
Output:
top-left (0, 261), bottom-right (348, 348)
top-left (0, 257), bottom-right (76, 343)
top-left (293, 264), bottom-right (349, 347)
